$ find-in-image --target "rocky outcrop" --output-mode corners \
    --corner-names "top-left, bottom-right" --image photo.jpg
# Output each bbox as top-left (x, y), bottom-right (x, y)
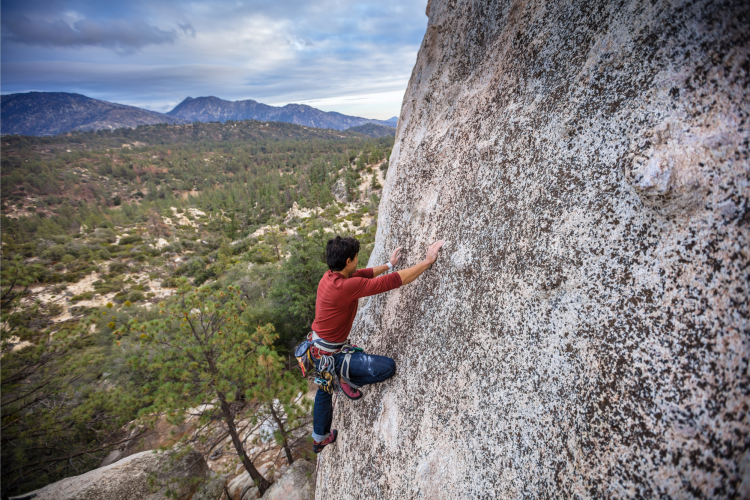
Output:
top-left (10, 450), bottom-right (209, 500)
top-left (260, 459), bottom-right (315, 500)
top-left (100, 415), bottom-right (196, 467)
top-left (227, 471), bottom-right (260, 500)
top-left (222, 459), bottom-right (314, 500)
top-left (331, 177), bottom-right (349, 203)
top-left (317, 0), bottom-right (749, 498)
top-left (193, 471), bottom-right (229, 500)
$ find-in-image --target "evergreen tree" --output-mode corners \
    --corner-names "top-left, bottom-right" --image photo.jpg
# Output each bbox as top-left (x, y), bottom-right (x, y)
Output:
top-left (124, 281), bottom-right (286, 495)
top-left (271, 228), bottom-right (329, 340)
top-left (250, 324), bottom-right (311, 465)
top-left (2, 268), bottom-right (136, 497)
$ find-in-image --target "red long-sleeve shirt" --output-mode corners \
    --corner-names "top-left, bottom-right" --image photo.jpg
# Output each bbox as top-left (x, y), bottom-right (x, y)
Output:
top-left (311, 268), bottom-right (402, 343)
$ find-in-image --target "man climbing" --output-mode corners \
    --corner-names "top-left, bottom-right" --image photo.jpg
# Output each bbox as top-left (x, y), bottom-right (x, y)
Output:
top-left (310, 235), bottom-right (444, 453)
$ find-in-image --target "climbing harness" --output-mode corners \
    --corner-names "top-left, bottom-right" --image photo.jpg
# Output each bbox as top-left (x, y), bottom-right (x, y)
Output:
top-left (294, 331), bottom-right (364, 394)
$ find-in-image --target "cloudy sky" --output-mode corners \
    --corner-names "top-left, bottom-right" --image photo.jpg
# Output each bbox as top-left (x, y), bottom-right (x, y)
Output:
top-left (1, 0), bottom-right (428, 119)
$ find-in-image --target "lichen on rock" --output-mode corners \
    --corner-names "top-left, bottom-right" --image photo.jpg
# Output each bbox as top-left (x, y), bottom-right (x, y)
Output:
top-left (316, 0), bottom-right (749, 498)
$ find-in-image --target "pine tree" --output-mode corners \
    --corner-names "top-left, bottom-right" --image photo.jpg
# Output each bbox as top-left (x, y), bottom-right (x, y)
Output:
top-left (249, 324), bottom-right (311, 465)
top-left (123, 282), bottom-right (283, 495)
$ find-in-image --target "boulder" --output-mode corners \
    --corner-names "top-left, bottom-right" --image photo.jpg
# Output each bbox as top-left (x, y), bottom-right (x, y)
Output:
top-left (226, 471), bottom-right (259, 500)
top-left (260, 460), bottom-right (315, 500)
top-left (100, 415), bottom-right (196, 467)
top-left (317, 0), bottom-right (749, 498)
top-left (331, 177), bottom-right (348, 203)
top-left (10, 450), bottom-right (208, 500)
top-left (192, 471), bottom-right (227, 500)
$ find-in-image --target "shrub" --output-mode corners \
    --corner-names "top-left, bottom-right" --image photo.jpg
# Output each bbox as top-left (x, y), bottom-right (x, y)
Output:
top-left (245, 244), bottom-right (276, 265)
top-left (175, 257), bottom-right (207, 277)
top-left (64, 240), bottom-right (88, 258)
top-left (126, 291), bottom-right (146, 303)
top-left (119, 235), bottom-right (142, 245)
top-left (42, 244), bottom-right (66, 261)
top-left (109, 261), bottom-right (128, 275)
top-left (161, 277), bottom-right (179, 288)
top-left (93, 228), bottom-right (116, 243)
top-left (193, 267), bottom-right (217, 286)
top-left (70, 292), bottom-right (94, 302)
top-left (64, 272), bottom-right (85, 283)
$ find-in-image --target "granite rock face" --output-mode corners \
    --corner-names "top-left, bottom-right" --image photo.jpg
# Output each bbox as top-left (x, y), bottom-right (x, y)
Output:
top-left (317, 0), bottom-right (749, 498)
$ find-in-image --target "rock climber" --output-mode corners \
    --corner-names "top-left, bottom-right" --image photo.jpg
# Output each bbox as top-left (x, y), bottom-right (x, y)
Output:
top-left (310, 235), bottom-right (444, 453)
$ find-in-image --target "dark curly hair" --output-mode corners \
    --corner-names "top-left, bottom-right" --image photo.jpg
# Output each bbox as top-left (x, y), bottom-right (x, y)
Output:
top-left (326, 236), bottom-right (360, 271)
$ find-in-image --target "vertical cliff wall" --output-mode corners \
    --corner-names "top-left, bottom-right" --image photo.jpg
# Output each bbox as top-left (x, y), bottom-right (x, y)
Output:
top-left (317, 0), bottom-right (749, 498)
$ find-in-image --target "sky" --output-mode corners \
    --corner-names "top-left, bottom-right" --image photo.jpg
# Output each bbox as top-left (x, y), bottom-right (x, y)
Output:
top-left (1, 0), bottom-right (429, 120)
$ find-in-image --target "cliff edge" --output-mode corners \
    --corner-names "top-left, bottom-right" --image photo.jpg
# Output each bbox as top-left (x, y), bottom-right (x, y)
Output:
top-left (317, 0), bottom-right (749, 498)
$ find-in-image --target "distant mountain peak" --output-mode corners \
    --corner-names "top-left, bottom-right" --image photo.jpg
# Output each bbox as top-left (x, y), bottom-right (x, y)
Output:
top-left (1, 92), bottom-right (185, 136)
top-left (166, 96), bottom-right (394, 131)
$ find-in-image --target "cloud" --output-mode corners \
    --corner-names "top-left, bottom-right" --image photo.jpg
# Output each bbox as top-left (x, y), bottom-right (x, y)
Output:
top-left (2, 15), bottom-right (177, 52)
top-left (0, 0), bottom-right (429, 119)
top-left (178, 22), bottom-right (195, 38)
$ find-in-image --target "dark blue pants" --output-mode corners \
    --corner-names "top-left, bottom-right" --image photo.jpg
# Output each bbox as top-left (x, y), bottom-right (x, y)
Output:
top-left (311, 352), bottom-right (396, 442)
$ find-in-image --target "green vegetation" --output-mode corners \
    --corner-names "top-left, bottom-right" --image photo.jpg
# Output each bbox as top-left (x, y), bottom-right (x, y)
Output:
top-left (124, 282), bottom-right (287, 495)
top-left (0, 120), bottom-right (390, 497)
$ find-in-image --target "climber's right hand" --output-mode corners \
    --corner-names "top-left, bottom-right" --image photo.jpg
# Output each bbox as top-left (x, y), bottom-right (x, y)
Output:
top-left (425, 240), bottom-right (444, 265)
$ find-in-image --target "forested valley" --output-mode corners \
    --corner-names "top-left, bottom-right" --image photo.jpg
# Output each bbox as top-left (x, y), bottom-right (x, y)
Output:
top-left (0, 119), bottom-right (394, 497)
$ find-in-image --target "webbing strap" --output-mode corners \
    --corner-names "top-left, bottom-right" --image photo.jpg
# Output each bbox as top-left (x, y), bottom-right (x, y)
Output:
top-left (340, 353), bottom-right (361, 390)
top-left (311, 331), bottom-right (348, 353)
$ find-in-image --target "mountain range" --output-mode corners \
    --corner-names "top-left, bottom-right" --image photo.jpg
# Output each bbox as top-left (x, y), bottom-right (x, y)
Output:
top-left (168, 96), bottom-right (397, 130)
top-left (0, 92), bottom-right (398, 136)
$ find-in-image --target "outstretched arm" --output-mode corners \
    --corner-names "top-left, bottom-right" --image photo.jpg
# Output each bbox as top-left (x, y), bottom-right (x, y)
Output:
top-left (397, 241), bottom-right (444, 286)
top-left (372, 247), bottom-right (402, 277)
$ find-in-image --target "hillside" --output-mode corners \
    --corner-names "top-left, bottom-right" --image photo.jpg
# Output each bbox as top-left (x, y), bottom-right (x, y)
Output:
top-left (167, 96), bottom-right (395, 130)
top-left (0, 92), bottom-right (186, 136)
top-left (0, 119), bottom-right (393, 497)
top-left (1, 120), bottom-right (392, 227)
top-left (345, 123), bottom-right (396, 138)
top-left (317, 0), bottom-right (750, 498)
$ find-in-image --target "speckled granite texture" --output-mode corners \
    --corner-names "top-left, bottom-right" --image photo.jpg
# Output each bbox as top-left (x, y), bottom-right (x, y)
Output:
top-left (316, 0), bottom-right (749, 498)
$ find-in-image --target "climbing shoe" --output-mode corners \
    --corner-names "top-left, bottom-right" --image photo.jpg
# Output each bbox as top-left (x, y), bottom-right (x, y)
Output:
top-left (339, 380), bottom-right (362, 400)
top-left (313, 429), bottom-right (338, 453)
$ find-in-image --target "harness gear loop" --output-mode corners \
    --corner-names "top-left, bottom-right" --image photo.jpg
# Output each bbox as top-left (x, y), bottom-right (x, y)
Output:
top-left (294, 331), bottom-right (365, 393)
